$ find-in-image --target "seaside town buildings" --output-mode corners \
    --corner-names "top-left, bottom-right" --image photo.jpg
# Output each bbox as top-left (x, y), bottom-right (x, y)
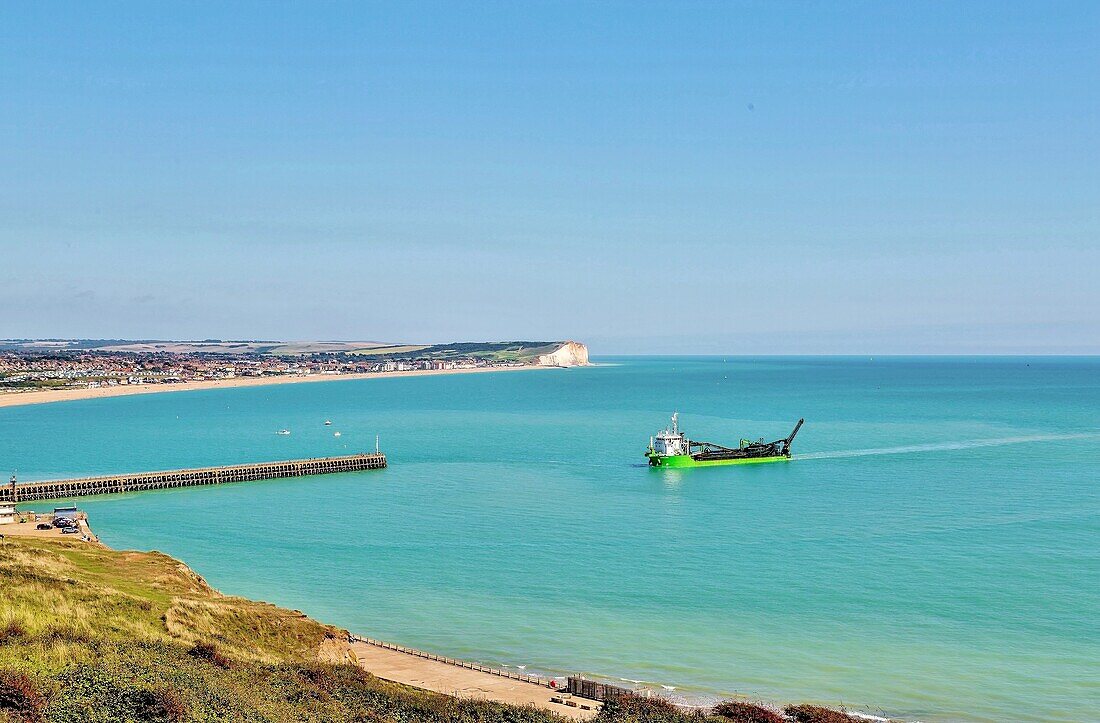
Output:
top-left (0, 349), bottom-right (521, 393)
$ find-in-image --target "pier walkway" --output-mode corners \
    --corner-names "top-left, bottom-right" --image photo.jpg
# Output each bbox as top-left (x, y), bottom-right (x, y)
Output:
top-left (2, 453), bottom-right (387, 503)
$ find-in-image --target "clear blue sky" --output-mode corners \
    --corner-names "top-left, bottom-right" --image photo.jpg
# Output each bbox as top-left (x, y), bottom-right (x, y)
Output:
top-left (2, 1), bottom-right (1097, 353)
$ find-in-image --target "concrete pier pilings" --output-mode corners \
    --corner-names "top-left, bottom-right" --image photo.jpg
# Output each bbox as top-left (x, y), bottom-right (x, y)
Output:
top-left (1, 452), bottom-right (387, 503)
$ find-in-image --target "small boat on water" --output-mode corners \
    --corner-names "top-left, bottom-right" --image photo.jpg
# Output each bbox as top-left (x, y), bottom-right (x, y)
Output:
top-left (333, 431), bottom-right (342, 437)
top-left (645, 413), bottom-right (803, 468)
top-left (276, 429), bottom-right (291, 436)
top-left (324, 420), bottom-right (332, 426)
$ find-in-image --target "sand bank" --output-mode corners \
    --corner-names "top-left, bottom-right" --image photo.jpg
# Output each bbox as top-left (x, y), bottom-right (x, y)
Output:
top-left (0, 365), bottom-right (552, 409)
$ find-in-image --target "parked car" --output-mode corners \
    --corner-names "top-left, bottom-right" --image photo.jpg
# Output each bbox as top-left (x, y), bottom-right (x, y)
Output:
top-left (53, 518), bottom-right (74, 529)
top-left (36, 523), bottom-right (52, 530)
top-left (61, 526), bottom-right (80, 534)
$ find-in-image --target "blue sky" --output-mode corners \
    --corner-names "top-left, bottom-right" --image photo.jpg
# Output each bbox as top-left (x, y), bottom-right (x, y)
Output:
top-left (1, 1), bottom-right (1097, 353)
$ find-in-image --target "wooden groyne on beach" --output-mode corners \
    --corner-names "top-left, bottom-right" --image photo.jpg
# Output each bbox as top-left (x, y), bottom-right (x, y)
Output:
top-left (348, 636), bottom-right (603, 719)
top-left (349, 635), bottom-right (630, 706)
top-left (351, 635), bottom-right (559, 688)
top-left (2, 452), bottom-right (387, 503)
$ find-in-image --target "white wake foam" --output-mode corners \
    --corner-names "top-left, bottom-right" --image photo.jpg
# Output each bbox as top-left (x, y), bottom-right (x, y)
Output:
top-left (797, 432), bottom-right (1099, 461)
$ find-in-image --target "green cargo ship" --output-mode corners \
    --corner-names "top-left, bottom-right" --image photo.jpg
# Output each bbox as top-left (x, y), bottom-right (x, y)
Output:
top-left (645, 413), bottom-right (804, 468)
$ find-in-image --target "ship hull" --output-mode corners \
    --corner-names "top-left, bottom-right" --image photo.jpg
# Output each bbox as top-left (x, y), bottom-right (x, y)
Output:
top-left (646, 453), bottom-right (790, 468)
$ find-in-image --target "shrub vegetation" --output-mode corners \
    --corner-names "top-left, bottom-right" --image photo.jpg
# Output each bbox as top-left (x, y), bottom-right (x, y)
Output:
top-left (783, 705), bottom-right (862, 723)
top-left (712, 700), bottom-right (786, 723)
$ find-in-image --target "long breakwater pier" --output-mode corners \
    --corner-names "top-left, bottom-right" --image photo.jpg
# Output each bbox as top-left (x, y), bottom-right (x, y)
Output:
top-left (2, 452), bottom-right (387, 503)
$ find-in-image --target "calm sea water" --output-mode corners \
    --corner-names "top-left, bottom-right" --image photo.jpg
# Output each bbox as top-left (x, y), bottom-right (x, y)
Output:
top-left (2, 358), bottom-right (1097, 722)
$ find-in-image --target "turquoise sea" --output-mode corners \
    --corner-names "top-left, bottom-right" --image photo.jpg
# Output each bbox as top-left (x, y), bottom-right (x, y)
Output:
top-left (2, 357), bottom-right (1097, 722)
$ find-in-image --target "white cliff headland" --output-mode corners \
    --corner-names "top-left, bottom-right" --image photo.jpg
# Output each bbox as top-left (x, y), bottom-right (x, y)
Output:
top-left (536, 341), bottom-right (590, 367)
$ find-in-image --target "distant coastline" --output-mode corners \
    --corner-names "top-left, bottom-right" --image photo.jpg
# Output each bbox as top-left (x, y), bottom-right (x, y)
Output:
top-left (0, 364), bottom-right (556, 409)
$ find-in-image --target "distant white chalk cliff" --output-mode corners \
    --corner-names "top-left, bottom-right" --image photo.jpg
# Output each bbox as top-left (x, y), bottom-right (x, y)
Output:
top-left (536, 341), bottom-right (590, 367)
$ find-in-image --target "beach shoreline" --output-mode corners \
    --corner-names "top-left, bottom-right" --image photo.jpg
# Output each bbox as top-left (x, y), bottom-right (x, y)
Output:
top-left (0, 364), bottom-right (555, 409)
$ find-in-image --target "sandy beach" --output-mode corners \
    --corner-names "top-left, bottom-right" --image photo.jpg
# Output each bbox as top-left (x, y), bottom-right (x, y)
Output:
top-left (0, 364), bottom-right (554, 409)
top-left (349, 639), bottom-right (599, 719)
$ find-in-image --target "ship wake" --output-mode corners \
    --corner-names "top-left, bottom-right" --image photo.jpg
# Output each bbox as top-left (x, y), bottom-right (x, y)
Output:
top-left (798, 432), bottom-right (1099, 461)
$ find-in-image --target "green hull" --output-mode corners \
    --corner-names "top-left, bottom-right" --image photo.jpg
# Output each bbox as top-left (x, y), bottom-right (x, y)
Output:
top-left (646, 453), bottom-right (790, 468)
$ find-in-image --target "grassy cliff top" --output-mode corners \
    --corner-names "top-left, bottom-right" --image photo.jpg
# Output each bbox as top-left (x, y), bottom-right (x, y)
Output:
top-left (0, 537), bottom-right (563, 722)
top-left (349, 341), bottom-right (566, 361)
top-left (0, 537), bottom-right (867, 723)
top-left (0, 339), bottom-right (575, 361)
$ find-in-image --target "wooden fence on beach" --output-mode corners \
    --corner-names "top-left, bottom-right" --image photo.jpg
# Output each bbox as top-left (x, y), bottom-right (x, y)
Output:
top-left (2, 452), bottom-right (387, 503)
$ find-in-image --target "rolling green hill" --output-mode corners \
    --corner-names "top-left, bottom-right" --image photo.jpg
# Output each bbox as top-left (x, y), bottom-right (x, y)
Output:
top-left (0, 339), bottom-right (571, 363)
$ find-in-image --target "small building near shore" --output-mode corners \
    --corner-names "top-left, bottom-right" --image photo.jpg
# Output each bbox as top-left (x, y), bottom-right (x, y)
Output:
top-left (0, 503), bottom-right (17, 525)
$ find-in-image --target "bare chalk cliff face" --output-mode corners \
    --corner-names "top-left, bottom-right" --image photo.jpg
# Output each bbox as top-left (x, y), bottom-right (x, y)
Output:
top-left (536, 341), bottom-right (590, 367)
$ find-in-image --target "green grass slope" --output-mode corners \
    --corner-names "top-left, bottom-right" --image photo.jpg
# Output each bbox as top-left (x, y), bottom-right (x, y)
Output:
top-left (345, 341), bottom-right (563, 362)
top-left (0, 538), bottom-right (562, 723)
top-left (0, 538), bottom-right (870, 723)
